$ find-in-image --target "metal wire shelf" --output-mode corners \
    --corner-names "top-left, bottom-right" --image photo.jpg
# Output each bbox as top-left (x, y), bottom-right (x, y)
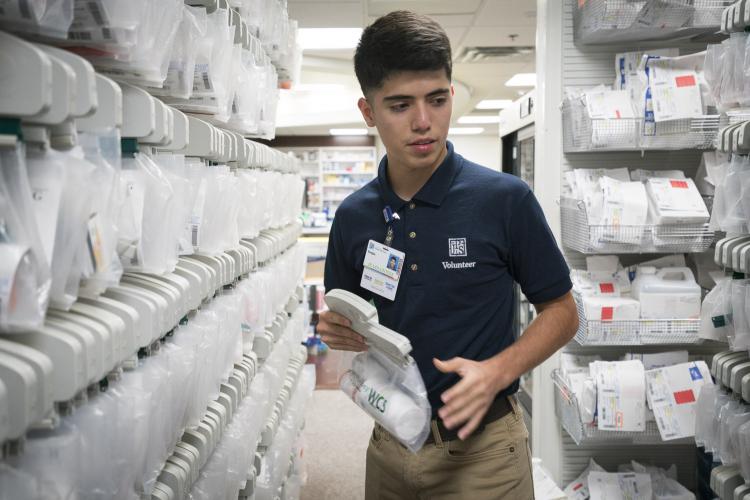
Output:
top-left (560, 197), bottom-right (715, 254)
top-left (552, 369), bottom-right (694, 445)
top-left (573, 291), bottom-right (702, 345)
top-left (562, 97), bottom-right (719, 152)
top-left (573, 0), bottom-right (731, 45)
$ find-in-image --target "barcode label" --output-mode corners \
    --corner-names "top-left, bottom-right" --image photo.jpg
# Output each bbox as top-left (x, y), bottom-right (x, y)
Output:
top-left (191, 224), bottom-right (199, 247)
top-left (69, 31), bottom-right (93, 41)
top-left (102, 26), bottom-right (111, 39)
top-left (87, 1), bottom-right (104, 25)
top-left (202, 72), bottom-right (211, 91)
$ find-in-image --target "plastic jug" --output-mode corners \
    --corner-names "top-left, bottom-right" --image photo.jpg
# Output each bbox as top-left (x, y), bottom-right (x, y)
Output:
top-left (631, 266), bottom-right (701, 319)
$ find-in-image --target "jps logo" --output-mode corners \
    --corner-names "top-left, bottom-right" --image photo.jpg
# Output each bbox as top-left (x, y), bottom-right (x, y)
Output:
top-left (364, 385), bottom-right (387, 414)
top-left (448, 238), bottom-right (467, 257)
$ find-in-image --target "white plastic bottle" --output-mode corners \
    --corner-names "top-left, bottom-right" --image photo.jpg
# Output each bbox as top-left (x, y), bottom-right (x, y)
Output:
top-left (631, 266), bottom-right (701, 319)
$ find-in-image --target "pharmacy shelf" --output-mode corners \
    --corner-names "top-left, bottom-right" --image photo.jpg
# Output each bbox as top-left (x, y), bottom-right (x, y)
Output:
top-left (573, 292), bottom-right (701, 346)
top-left (322, 183), bottom-right (365, 188)
top-left (321, 170), bottom-right (375, 175)
top-left (573, 0), bottom-right (731, 45)
top-left (560, 197), bottom-right (715, 254)
top-left (561, 98), bottom-right (719, 152)
top-left (552, 369), bottom-right (693, 446)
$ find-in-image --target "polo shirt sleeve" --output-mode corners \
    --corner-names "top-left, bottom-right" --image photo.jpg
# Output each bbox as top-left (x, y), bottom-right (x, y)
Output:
top-left (324, 216), bottom-right (372, 301)
top-left (508, 190), bottom-right (572, 305)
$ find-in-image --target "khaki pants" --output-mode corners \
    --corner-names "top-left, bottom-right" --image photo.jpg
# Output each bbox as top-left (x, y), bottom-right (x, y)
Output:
top-left (365, 396), bottom-right (534, 500)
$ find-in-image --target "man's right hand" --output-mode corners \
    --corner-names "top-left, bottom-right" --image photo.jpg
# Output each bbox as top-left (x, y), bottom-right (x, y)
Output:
top-left (316, 310), bottom-right (369, 352)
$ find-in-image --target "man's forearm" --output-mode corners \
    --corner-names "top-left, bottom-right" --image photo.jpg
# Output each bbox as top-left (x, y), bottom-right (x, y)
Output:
top-left (486, 292), bottom-right (579, 393)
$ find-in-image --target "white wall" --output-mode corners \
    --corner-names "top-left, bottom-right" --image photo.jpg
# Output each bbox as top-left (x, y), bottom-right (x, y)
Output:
top-left (448, 135), bottom-right (501, 171)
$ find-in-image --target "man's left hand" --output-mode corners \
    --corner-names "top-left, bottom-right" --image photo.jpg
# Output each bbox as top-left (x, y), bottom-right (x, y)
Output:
top-left (433, 357), bottom-right (510, 440)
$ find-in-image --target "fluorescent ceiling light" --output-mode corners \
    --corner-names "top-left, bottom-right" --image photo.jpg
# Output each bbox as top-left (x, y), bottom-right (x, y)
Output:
top-left (299, 28), bottom-right (363, 50)
top-left (505, 73), bottom-right (537, 87)
top-left (475, 99), bottom-right (513, 110)
top-left (449, 127), bottom-right (485, 135)
top-left (330, 128), bottom-right (368, 136)
top-left (457, 115), bottom-right (501, 124)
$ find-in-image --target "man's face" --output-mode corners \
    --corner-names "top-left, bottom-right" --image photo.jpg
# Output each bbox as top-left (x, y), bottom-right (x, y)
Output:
top-left (358, 69), bottom-right (453, 173)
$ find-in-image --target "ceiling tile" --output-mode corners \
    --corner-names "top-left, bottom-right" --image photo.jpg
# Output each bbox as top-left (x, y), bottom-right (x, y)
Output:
top-left (366, 0), bottom-right (482, 17)
top-left (444, 27), bottom-right (467, 50)
top-left (427, 14), bottom-right (474, 27)
top-left (288, 2), bottom-right (364, 27)
top-left (461, 26), bottom-right (535, 47)
top-left (473, 0), bottom-right (536, 27)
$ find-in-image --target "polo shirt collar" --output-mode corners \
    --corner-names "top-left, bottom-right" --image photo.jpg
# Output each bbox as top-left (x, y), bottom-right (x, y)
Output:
top-left (376, 140), bottom-right (462, 210)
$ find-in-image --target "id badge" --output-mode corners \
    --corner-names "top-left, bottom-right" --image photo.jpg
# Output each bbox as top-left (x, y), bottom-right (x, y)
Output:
top-left (360, 239), bottom-right (405, 301)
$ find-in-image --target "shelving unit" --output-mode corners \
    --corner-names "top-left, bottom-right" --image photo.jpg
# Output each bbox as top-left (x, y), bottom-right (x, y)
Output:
top-left (282, 146), bottom-right (378, 223)
top-left (534, 0), bottom-right (730, 492)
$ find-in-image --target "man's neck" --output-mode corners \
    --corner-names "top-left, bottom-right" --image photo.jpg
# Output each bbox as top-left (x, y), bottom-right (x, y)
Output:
top-left (387, 146), bottom-right (448, 201)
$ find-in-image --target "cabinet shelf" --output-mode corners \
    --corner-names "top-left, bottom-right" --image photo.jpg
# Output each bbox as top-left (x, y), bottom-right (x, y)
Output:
top-left (572, 291), bottom-right (702, 346)
top-left (560, 197), bottom-right (715, 254)
top-left (552, 369), bottom-right (693, 446)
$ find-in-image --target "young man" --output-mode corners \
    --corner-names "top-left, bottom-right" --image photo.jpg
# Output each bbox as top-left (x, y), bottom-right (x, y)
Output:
top-left (317, 10), bottom-right (578, 499)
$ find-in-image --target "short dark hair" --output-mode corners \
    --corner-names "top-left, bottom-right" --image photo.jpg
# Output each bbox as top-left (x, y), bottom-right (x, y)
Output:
top-left (354, 11), bottom-right (452, 96)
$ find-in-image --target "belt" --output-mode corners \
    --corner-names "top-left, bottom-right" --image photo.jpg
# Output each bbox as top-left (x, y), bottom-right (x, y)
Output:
top-left (424, 395), bottom-right (515, 445)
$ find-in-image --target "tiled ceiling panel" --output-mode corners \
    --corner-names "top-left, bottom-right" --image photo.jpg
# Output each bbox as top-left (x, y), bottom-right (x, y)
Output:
top-left (473, 0), bottom-right (537, 27)
top-left (366, 0), bottom-right (483, 17)
top-left (288, 2), bottom-right (364, 27)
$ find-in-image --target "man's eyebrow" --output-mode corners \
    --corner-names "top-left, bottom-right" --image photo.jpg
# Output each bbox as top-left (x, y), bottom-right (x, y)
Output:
top-left (382, 88), bottom-right (450, 102)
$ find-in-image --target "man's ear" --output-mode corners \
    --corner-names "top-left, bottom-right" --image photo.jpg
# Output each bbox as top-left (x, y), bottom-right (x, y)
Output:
top-left (450, 84), bottom-right (455, 96)
top-left (358, 97), bottom-right (376, 127)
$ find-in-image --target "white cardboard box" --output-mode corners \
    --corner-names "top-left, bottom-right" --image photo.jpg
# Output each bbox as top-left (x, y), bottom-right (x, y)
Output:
top-left (645, 360), bottom-right (713, 441)
top-left (592, 360), bottom-right (646, 432)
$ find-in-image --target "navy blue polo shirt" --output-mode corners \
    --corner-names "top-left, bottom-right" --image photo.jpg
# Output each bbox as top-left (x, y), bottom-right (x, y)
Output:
top-left (324, 141), bottom-right (572, 414)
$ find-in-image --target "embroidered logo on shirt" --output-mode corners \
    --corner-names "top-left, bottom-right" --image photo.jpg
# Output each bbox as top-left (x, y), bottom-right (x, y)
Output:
top-left (448, 238), bottom-right (467, 257)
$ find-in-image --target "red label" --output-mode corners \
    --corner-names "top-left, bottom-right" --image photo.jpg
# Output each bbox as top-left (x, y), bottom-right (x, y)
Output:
top-left (670, 180), bottom-right (688, 189)
top-left (675, 75), bottom-right (696, 88)
top-left (599, 283), bottom-right (615, 294)
top-left (615, 109), bottom-right (621, 119)
top-left (601, 307), bottom-right (614, 321)
top-left (573, 484), bottom-right (584, 491)
top-left (673, 389), bottom-right (696, 404)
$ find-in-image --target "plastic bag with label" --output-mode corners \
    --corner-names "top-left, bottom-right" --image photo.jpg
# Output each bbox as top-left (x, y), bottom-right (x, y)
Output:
top-left (117, 153), bottom-right (176, 274)
top-left (76, 130), bottom-right (123, 297)
top-left (0, 144), bottom-right (51, 332)
top-left (145, 5), bottom-right (204, 100)
top-left (718, 155), bottom-right (749, 233)
top-left (81, 0), bottom-right (183, 87)
top-left (699, 277), bottom-right (733, 342)
top-left (0, 0), bottom-right (73, 39)
top-left (340, 350), bottom-right (431, 452)
top-left (26, 147), bottom-right (96, 309)
top-left (730, 278), bottom-right (750, 350)
top-left (694, 383), bottom-right (718, 448)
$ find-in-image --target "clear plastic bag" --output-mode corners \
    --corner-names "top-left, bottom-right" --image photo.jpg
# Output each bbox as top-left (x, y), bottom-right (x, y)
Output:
top-left (340, 350), bottom-right (431, 452)
top-left (80, 0), bottom-right (183, 87)
top-left (707, 391), bottom-right (732, 454)
top-left (0, 0), bottom-right (73, 39)
top-left (145, 6), bottom-right (204, 100)
top-left (738, 419), bottom-right (750, 482)
top-left (77, 129), bottom-right (124, 298)
top-left (26, 147), bottom-right (96, 309)
top-left (722, 408), bottom-right (750, 466)
top-left (730, 278), bottom-right (750, 350)
top-left (718, 155), bottom-right (749, 233)
top-left (694, 383), bottom-right (718, 448)
top-left (117, 153), bottom-right (177, 274)
top-left (699, 277), bottom-right (733, 342)
top-left (715, 399), bottom-right (742, 464)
